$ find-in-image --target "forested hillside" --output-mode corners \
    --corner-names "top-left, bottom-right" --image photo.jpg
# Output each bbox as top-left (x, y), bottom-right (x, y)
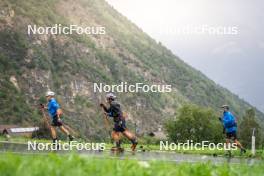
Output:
top-left (0, 0), bottom-right (263, 139)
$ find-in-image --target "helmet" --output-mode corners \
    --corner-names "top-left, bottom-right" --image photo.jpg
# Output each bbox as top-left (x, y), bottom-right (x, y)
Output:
top-left (106, 93), bottom-right (116, 100)
top-left (221, 105), bottom-right (229, 109)
top-left (45, 91), bottom-right (55, 97)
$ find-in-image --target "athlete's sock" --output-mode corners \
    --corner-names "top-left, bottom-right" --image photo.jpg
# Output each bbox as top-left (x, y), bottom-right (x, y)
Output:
top-left (116, 141), bottom-right (121, 148)
top-left (68, 135), bottom-right (74, 140)
top-left (241, 148), bottom-right (246, 153)
top-left (52, 138), bottom-right (58, 143)
top-left (130, 138), bottom-right (137, 145)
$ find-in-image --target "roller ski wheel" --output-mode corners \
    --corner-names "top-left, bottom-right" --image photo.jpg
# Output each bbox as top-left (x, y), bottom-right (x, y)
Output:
top-left (111, 147), bottom-right (124, 153)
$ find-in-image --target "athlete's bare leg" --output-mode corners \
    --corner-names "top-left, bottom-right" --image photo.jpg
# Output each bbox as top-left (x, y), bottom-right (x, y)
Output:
top-left (59, 125), bottom-right (70, 135)
top-left (122, 129), bottom-right (137, 151)
top-left (233, 139), bottom-right (241, 148)
top-left (234, 139), bottom-right (246, 153)
top-left (111, 131), bottom-right (122, 148)
top-left (111, 131), bottom-right (121, 141)
top-left (122, 130), bottom-right (136, 140)
top-left (50, 126), bottom-right (57, 140)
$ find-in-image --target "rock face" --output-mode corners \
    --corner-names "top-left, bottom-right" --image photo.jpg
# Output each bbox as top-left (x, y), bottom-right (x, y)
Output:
top-left (0, 0), bottom-right (263, 139)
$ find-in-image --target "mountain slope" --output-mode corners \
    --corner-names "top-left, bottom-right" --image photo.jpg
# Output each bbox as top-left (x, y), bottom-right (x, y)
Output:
top-left (0, 0), bottom-right (263, 139)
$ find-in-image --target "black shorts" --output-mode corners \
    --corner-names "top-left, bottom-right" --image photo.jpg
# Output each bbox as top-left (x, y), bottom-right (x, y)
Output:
top-left (51, 115), bottom-right (63, 127)
top-left (226, 131), bottom-right (237, 140)
top-left (113, 120), bottom-right (126, 132)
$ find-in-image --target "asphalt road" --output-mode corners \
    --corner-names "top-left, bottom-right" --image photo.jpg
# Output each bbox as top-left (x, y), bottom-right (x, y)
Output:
top-left (0, 141), bottom-right (261, 165)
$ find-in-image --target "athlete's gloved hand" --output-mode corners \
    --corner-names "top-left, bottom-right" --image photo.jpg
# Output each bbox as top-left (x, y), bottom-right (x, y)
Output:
top-left (57, 118), bottom-right (62, 123)
top-left (218, 117), bottom-right (222, 121)
top-left (100, 103), bottom-right (105, 107)
top-left (118, 120), bottom-right (123, 126)
top-left (39, 104), bottom-right (47, 110)
top-left (40, 103), bottom-right (45, 109)
top-left (57, 109), bottom-right (63, 117)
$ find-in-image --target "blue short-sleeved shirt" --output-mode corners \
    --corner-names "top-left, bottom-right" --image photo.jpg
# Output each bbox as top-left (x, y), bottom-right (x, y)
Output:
top-left (48, 98), bottom-right (60, 118)
top-left (222, 111), bottom-right (237, 133)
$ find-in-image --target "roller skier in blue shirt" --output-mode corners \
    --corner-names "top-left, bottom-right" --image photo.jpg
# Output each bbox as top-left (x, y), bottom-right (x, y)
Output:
top-left (44, 91), bottom-right (74, 143)
top-left (220, 105), bottom-right (246, 155)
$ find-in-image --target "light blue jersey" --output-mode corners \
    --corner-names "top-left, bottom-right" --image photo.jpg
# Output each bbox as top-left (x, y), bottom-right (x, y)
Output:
top-left (48, 98), bottom-right (60, 118)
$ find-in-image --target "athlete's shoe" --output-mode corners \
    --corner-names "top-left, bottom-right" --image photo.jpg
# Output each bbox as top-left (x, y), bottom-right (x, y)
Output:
top-left (240, 148), bottom-right (246, 155)
top-left (111, 147), bottom-right (124, 152)
top-left (225, 150), bottom-right (232, 157)
top-left (68, 135), bottom-right (74, 142)
top-left (52, 138), bottom-right (59, 150)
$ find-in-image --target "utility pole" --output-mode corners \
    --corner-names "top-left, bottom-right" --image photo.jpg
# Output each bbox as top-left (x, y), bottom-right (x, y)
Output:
top-left (252, 128), bottom-right (256, 156)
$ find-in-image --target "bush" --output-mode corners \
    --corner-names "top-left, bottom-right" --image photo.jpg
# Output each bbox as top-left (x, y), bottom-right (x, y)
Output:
top-left (165, 104), bottom-right (223, 143)
top-left (239, 108), bottom-right (264, 149)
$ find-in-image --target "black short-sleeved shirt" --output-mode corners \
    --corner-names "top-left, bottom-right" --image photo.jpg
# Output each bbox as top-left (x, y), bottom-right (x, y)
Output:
top-left (104, 101), bottom-right (123, 122)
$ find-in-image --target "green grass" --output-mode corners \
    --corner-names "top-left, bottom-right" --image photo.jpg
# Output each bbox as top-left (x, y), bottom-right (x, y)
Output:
top-left (0, 153), bottom-right (264, 176)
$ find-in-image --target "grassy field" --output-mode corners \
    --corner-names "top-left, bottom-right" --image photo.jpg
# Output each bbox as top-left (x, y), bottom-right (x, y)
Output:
top-left (0, 153), bottom-right (263, 176)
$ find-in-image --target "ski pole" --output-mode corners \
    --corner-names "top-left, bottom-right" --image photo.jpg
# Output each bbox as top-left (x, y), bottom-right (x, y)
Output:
top-left (103, 112), bottom-right (112, 142)
top-left (39, 104), bottom-right (51, 129)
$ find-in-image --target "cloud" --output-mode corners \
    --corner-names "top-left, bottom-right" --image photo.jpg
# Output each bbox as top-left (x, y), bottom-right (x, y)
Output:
top-left (258, 41), bottom-right (264, 49)
top-left (211, 41), bottom-right (243, 55)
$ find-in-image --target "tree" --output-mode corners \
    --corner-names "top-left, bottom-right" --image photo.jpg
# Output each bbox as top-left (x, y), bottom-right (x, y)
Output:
top-left (165, 104), bottom-right (223, 143)
top-left (239, 108), bottom-right (263, 149)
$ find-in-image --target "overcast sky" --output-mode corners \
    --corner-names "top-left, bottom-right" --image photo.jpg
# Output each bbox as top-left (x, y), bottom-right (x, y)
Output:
top-left (106, 0), bottom-right (264, 112)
